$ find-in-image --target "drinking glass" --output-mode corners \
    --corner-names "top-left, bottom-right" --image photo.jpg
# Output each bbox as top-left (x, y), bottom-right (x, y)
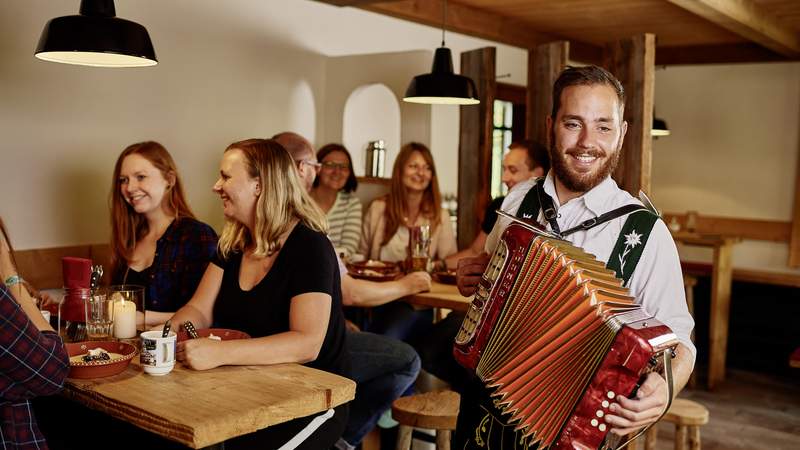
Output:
top-left (408, 225), bottom-right (431, 272)
top-left (84, 290), bottom-right (113, 340)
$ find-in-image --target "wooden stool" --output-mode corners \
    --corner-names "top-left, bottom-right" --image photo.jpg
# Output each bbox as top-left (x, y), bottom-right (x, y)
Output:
top-left (644, 398), bottom-right (709, 450)
top-left (391, 390), bottom-right (460, 450)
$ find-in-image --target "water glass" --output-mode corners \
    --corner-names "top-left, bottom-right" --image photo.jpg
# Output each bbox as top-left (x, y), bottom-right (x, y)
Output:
top-left (85, 291), bottom-right (113, 340)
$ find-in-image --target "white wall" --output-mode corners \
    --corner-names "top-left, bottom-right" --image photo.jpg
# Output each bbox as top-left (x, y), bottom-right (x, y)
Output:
top-left (651, 62), bottom-right (800, 274)
top-left (0, 0), bottom-right (329, 249)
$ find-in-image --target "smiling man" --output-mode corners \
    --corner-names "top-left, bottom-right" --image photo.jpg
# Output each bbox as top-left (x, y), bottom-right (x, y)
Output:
top-left (454, 65), bottom-right (695, 449)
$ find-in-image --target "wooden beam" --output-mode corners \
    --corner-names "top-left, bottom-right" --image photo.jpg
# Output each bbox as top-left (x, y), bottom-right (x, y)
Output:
top-left (663, 213), bottom-right (792, 242)
top-left (526, 41), bottom-right (569, 147)
top-left (458, 47), bottom-right (495, 250)
top-left (665, 0), bottom-right (800, 57)
top-left (790, 103), bottom-right (800, 267)
top-left (656, 42), bottom-right (788, 65)
top-left (349, 0), bottom-right (601, 63)
top-left (318, 0), bottom-right (403, 6)
top-left (604, 34), bottom-right (656, 196)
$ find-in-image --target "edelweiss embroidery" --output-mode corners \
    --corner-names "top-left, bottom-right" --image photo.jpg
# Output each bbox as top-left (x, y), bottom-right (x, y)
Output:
top-left (617, 230), bottom-right (642, 276)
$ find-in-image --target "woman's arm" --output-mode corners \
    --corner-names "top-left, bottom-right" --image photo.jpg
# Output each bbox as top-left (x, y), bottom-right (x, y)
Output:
top-left (435, 208), bottom-right (458, 259)
top-left (178, 292), bottom-right (332, 370)
top-left (167, 263), bottom-right (224, 330)
top-left (341, 272), bottom-right (430, 307)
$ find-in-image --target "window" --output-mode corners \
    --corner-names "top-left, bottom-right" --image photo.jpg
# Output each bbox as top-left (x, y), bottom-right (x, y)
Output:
top-left (491, 99), bottom-right (514, 199)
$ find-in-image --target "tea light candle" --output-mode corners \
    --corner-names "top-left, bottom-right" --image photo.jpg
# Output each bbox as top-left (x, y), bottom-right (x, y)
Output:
top-left (113, 299), bottom-right (137, 339)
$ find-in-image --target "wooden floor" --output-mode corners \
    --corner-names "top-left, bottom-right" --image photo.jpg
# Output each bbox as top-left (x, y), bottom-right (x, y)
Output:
top-left (634, 369), bottom-right (800, 450)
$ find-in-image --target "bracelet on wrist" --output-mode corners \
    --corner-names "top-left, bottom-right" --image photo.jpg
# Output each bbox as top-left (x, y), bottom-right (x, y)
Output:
top-left (4, 275), bottom-right (24, 287)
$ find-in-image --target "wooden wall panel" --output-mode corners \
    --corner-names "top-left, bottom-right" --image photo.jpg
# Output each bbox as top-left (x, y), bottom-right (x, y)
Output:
top-left (526, 41), bottom-right (569, 146)
top-left (603, 33), bottom-right (655, 196)
top-left (458, 47), bottom-right (496, 249)
top-left (790, 117), bottom-right (800, 267)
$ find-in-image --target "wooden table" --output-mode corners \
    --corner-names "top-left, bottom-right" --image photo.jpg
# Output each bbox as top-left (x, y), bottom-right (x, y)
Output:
top-left (62, 360), bottom-right (356, 448)
top-left (405, 281), bottom-right (471, 312)
top-left (672, 231), bottom-right (741, 390)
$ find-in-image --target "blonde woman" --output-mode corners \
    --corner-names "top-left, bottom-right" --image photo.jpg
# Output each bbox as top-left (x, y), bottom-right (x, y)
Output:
top-left (169, 138), bottom-right (348, 450)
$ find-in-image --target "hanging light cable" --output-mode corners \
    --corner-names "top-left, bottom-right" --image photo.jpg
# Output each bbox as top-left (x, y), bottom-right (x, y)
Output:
top-left (35, 0), bottom-right (157, 68)
top-left (403, 0), bottom-right (479, 105)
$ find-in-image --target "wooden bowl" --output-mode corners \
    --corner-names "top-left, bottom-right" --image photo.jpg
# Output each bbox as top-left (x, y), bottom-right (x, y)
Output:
top-left (177, 328), bottom-right (251, 342)
top-left (346, 260), bottom-right (400, 275)
top-left (66, 341), bottom-right (137, 379)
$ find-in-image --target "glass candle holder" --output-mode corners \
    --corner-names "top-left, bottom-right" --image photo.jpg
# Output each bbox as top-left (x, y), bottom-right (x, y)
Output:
top-left (109, 285), bottom-right (145, 345)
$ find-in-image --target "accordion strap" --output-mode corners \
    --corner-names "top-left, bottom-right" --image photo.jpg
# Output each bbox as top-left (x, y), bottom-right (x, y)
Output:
top-left (614, 349), bottom-right (676, 450)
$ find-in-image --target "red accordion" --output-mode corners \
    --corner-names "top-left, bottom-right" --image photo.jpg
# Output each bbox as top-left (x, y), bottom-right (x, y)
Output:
top-left (454, 221), bottom-right (678, 450)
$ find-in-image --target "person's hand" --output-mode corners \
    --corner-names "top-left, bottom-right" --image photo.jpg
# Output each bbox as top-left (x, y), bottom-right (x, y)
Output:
top-left (401, 271), bottom-right (431, 294)
top-left (176, 338), bottom-right (225, 371)
top-left (456, 252), bottom-right (490, 296)
top-left (605, 372), bottom-right (669, 435)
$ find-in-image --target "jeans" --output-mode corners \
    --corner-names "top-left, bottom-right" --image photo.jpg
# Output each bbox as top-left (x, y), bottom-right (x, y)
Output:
top-left (343, 330), bottom-right (421, 445)
top-left (366, 301), bottom-right (433, 345)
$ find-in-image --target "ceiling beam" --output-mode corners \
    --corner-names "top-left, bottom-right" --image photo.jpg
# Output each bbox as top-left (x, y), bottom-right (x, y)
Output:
top-left (665, 0), bottom-right (800, 57)
top-left (319, 0), bottom-right (404, 6)
top-left (656, 42), bottom-right (787, 65)
top-left (317, 0), bottom-right (602, 64)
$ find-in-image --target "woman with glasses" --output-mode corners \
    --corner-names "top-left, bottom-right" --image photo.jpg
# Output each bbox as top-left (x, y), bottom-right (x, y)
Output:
top-left (359, 142), bottom-right (457, 342)
top-left (310, 143), bottom-right (362, 258)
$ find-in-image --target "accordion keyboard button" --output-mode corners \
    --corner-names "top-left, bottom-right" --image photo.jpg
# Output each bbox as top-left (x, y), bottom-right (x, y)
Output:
top-left (596, 410), bottom-right (604, 418)
top-left (602, 400), bottom-right (609, 408)
top-left (607, 391), bottom-right (616, 399)
top-left (599, 424), bottom-right (607, 432)
top-left (591, 419), bottom-right (599, 427)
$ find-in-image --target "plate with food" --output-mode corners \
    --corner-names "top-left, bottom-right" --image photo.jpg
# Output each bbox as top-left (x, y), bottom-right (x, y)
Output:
top-left (432, 270), bottom-right (458, 285)
top-left (346, 259), bottom-right (400, 275)
top-left (66, 341), bottom-right (137, 379)
top-left (177, 327), bottom-right (251, 342)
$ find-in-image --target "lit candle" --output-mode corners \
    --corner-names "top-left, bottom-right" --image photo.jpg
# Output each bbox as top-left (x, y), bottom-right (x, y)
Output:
top-left (113, 299), bottom-right (137, 339)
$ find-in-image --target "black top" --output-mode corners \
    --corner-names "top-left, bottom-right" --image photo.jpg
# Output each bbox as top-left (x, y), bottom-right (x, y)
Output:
top-left (211, 223), bottom-right (350, 378)
top-left (481, 196), bottom-right (506, 234)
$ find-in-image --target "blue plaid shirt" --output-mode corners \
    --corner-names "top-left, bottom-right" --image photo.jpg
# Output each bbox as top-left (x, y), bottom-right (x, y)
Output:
top-left (0, 283), bottom-right (69, 450)
top-left (112, 217), bottom-right (218, 312)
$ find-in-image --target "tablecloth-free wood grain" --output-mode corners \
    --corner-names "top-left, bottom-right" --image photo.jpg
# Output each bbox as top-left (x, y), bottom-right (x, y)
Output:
top-left (63, 361), bottom-right (355, 448)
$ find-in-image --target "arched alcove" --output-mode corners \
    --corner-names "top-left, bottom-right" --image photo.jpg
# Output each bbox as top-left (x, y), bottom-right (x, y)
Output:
top-left (342, 83), bottom-right (401, 177)
top-left (286, 79), bottom-right (317, 143)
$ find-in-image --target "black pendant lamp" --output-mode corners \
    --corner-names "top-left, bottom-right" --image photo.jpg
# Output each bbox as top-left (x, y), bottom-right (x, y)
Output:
top-left (403, 0), bottom-right (479, 105)
top-left (35, 0), bottom-right (157, 68)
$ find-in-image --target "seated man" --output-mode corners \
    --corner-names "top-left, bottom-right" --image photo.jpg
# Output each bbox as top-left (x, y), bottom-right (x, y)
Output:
top-left (274, 132), bottom-right (430, 448)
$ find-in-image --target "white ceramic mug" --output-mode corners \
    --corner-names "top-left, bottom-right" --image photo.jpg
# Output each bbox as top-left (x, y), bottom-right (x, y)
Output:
top-left (140, 330), bottom-right (176, 375)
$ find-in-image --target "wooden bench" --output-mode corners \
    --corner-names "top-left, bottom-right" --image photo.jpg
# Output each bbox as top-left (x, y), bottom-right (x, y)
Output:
top-left (13, 243), bottom-right (110, 289)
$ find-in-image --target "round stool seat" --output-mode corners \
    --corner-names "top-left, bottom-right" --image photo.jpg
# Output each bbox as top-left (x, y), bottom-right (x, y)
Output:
top-left (392, 390), bottom-right (460, 430)
top-left (663, 398), bottom-right (709, 426)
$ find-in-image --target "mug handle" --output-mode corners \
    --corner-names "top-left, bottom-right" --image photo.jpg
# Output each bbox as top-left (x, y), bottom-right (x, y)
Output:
top-left (163, 340), bottom-right (175, 364)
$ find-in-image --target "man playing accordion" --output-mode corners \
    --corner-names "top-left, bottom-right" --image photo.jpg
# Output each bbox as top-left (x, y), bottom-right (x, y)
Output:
top-left (454, 65), bottom-right (695, 449)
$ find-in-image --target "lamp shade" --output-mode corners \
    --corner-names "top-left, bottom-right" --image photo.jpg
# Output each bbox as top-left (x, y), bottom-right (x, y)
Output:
top-left (403, 47), bottom-right (479, 105)
top-left (35, 0), bottom-right (157, 68)
top-left (652, 116), bottom-right (670, 137)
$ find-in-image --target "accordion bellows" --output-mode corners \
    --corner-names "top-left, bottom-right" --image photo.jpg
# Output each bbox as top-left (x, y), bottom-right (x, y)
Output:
top-left (454, 222), bottom-right (678, 449)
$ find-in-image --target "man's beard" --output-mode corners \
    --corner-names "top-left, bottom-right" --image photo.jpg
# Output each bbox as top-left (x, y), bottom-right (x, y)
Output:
top-left (549, 139), bottom-right (621, 193)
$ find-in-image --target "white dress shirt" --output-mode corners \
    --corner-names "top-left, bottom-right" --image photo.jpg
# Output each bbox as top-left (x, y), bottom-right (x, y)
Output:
top-left (486, 173), bottom-right (696, 358)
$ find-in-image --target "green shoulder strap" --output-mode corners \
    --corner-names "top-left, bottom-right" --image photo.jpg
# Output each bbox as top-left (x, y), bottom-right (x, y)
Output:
top-left (606, 209), bottom-right (660, 286)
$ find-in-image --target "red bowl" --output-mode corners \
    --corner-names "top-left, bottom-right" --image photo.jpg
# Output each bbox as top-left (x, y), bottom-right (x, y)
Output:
top-left (432, 270), bottom-right (458, 285)
top-left (66, 341), bottom-right (137, 379)
top-left (177, 328), bottom-right (251, 342)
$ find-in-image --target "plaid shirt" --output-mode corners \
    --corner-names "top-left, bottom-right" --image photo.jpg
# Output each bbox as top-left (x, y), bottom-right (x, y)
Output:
top-left (112, 217), bottom-right (218, 312)
top-left (0, 283), bottom-right (69, 450)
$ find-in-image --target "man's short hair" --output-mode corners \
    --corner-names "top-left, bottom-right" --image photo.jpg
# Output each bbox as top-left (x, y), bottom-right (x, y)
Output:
top-left (509, 139), bottom-right (550, 175)
top-left (551, 65), bottom-right (625, 118)
top-left (272, 131), bottom-right (314, 161)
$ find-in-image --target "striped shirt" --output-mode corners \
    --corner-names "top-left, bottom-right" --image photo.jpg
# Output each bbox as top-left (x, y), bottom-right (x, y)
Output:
top-left (327, 192), bottom-right (362, 258)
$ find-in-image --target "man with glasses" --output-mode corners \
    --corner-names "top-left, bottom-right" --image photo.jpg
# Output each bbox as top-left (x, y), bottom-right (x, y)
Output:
top-left (273, 132), bottom-right (321, 191)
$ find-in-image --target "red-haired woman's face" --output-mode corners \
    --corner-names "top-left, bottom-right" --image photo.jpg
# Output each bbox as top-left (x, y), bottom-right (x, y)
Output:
top-left (318, 150), bottom-right (350, 192)
top-left (401, 151), bottom-right (432, 193)
top-left (119, 154), bottom-right (171, 217)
